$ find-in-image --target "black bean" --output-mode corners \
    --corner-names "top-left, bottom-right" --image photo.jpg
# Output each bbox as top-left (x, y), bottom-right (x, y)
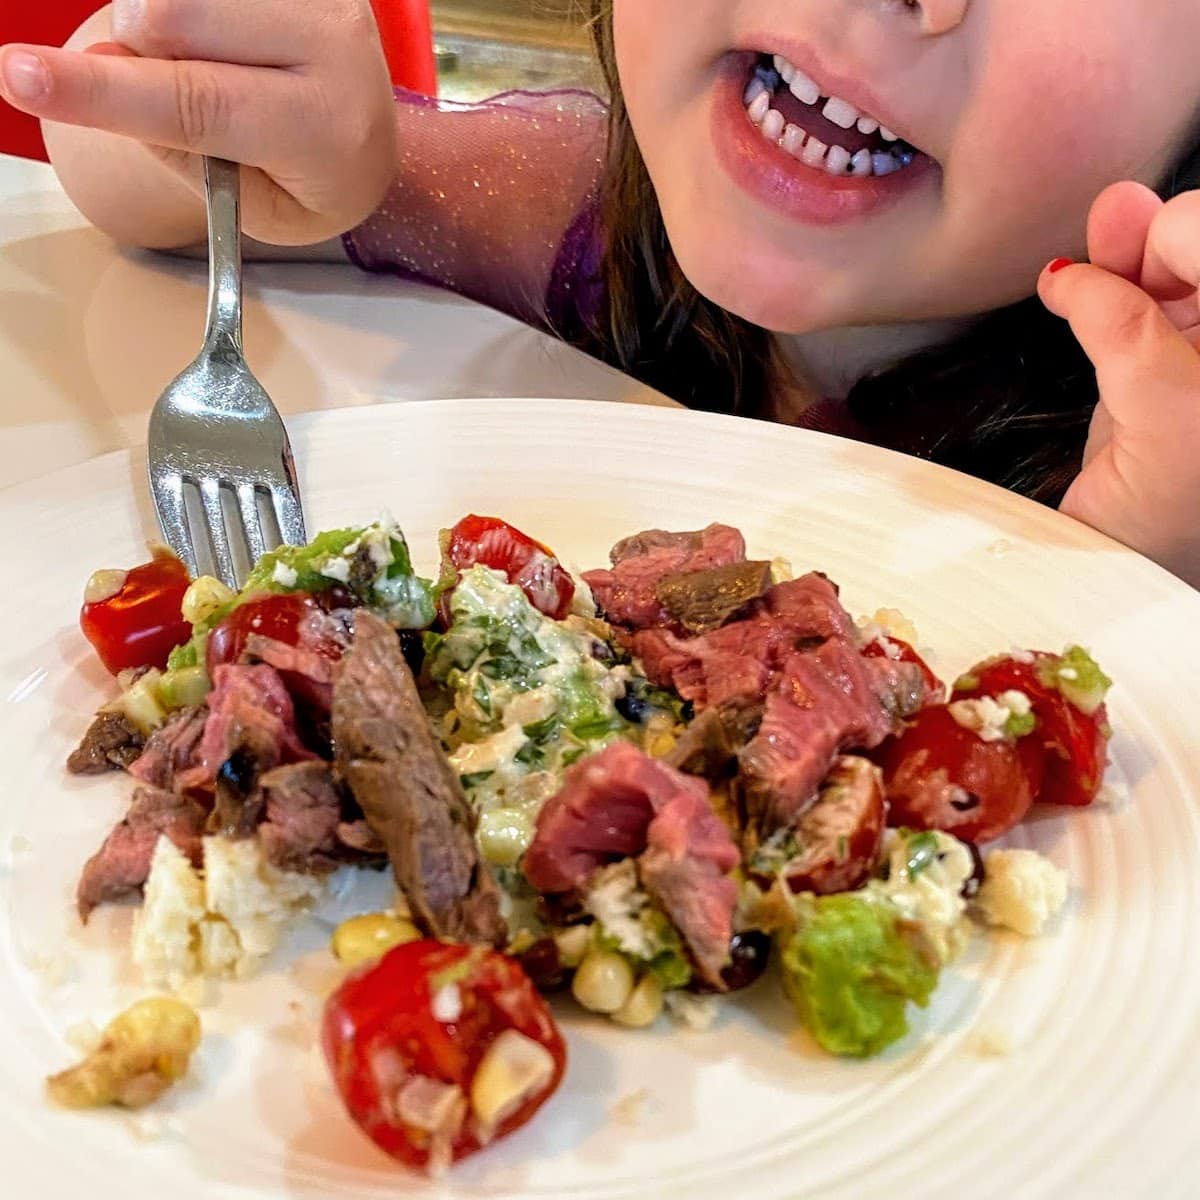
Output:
top-left (961, 840), bottom-right (986, 898)
top-left (516, 938), bottom-right (569, 993)
top-left (692, 930), bottom-right (772, 994)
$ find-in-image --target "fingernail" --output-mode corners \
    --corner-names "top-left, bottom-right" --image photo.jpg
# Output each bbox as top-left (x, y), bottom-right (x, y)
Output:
top-left (1047, 257), bottom-right (1074, 274)
top-left (1, 50), bottom-right (49, 104)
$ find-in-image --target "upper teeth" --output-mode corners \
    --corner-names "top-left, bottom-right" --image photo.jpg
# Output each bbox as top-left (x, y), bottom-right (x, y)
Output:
top-left (746, 53), bottom-right (913, 178)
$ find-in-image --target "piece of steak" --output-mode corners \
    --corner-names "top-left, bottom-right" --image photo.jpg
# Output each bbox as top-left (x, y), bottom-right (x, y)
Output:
top-left (67, 711), bottom-right (145, 775)
top-left (582, 524), bottom-right (746, 631)
top-left (244, 631), bottom-right (337, 716)
top-left (523, 741), bottom-right (740, 988)
top-left (332, 610), bottom-right (506, 946)
top-left (76, 786), bottom-right (207, 920)
top-left (738, 639), bottom-right (909, 846)
top-left (127, 705), bottom-right (208, 790)
top-left (174, 664), bottom-right (316, 796)
top-left (257, 760), bottom-right (386, 873)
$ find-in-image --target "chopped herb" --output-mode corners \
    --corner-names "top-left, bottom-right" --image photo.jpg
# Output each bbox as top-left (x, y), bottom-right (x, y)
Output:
top-left (459, 771), bottom-right (494, 789)
top-left (522, 715), bottom-right (560, 743)
top-left (514, 740), bottom-right (544, 768)
top-left (472, 675), bottom-right (493, 718)
top-left (905, 831), bottom-right (940, 879)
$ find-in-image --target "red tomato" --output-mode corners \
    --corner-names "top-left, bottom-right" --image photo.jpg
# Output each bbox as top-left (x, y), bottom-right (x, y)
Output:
top-left (446, 515), bottom-right (575, 620)
top-left (873, 704), bottom-right (1046, 843)
top-left (322, 941), bottom-right (566, 1172)
top-left (205, 592), bottom-right (345, 674)
top-left (79, 553), bottom-right (192, 674)
top-left (862, 636), bottom-right (945, 702)
top-left (952, 652), bottom-right (1110, 807)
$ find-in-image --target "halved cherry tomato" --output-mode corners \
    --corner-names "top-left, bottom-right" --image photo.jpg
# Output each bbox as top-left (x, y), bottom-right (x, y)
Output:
top-left (952, 652), bottom-right (1110, 807)
top-left (79, 553), bottom-right (192, 674)
top-left (862, 636), bottom-right (945, 702)
top-left (445, 515), bottom-right (575, 620)
top-left (322, 940), bottom-right (566, 1172)
top-left (873, 704), bottom-right (1046, 843)
top-left (205, 592), bottom-right (346, 675)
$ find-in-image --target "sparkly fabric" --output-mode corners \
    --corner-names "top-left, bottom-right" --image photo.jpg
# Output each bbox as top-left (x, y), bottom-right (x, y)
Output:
top-left (343, 87), bottom-right (607, 331)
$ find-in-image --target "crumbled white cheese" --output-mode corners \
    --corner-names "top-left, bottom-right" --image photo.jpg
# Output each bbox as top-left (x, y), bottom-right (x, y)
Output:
top-left (876, 830), bottom-right (974, 965)
top-left (583, 860), bottom-right (662, 962)
top-left (1008, 647), bottom-right (1035, 664)
top-left (1058, 666), bottom-right (1078, 681)
top-left (947, 690), bottom-right (1032, 742)
top-left (271, 561), bottom-right (298, 588)
top-left (664, 991), bottom-right (717, 1031)
top-left (134, 836), bottom-right (325, 988)
top-left (973, 849), bottom-right (1068, 936)
top-left (318, 556), bottom-right (351, 583)
top-left (432, 983), bottom-right (463, 1023)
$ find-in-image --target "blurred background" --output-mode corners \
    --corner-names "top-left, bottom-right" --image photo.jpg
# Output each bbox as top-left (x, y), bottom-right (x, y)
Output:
top-left (0, 1), bottom-right (599, 161)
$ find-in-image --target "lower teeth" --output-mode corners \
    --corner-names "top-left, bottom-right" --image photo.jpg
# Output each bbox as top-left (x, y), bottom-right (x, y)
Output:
top-left (743, 70), bottom-right (917, 178)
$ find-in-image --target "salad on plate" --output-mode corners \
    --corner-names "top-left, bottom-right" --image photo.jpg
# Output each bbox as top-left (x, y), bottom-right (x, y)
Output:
top-left (53, 511), bottom-right (1114, 1173)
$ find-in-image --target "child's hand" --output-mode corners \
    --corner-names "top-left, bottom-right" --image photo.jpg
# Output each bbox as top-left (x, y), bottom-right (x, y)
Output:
top-left (0, 0), bottom-right (396, 245)
top-left (1038, 181), bottom-right (1200, 588)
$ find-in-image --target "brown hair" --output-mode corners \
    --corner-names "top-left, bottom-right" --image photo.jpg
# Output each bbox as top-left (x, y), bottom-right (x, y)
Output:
top-left (576, 1), bottom-right (1200, 505)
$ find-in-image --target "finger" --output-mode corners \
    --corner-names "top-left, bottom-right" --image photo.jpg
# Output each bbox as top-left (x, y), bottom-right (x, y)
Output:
top-left (1139, 190), bottom-right (1200, 302)
top-left (107, 0), bottom-right (343, 68)
top-left (0, 43), bottom-right (331, 167)
top-left (1085, 181), bottom-right (1162, 283)
top-left (1039, 261), bottom-right (1200, 434)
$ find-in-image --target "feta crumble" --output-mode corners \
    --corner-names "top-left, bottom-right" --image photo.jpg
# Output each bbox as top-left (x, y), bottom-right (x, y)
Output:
top-left (948, 690), bottom-right (1032, 742)
top-left (271, 561), bottom-right (298, 588)
top-left (973, 849), bottom-right (1068, 936)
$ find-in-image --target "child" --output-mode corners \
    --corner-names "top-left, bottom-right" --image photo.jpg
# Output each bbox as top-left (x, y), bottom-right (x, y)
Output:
top-left (3, 1), bottom-right (1198, 586)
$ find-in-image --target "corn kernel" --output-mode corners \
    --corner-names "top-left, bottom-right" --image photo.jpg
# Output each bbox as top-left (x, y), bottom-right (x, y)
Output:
top-left (331, 912), bottom-right (420, 968)
top-left (612, 974), bottom-right (664, 1029)
top-left (470, 1030), bottom-right (555, 1128)
top-left (553, 924), bottom-right (590, 969)
top-left (46, 997), bottom-right (201, 1110)
top-left (477, 808), bottom-right (534, 868)
top-left (647, 731), bottom-right (677, 758)
top-left (181, 575), bottom-right (236, 627)
top-left (572, 949), bottom-right (634, 1014)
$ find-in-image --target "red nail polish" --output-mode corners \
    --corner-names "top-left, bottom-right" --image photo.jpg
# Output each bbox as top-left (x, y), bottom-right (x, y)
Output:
top-left (1047, 257), bottom-right (1074, 274)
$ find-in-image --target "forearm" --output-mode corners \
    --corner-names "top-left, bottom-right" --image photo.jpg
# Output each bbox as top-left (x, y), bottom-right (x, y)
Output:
top-left (42, 8), bottom-right (207, 250)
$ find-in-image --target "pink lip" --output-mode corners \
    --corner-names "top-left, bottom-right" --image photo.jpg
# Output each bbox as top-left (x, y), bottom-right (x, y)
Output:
top-left (710, 53), bottom-right (937, 227)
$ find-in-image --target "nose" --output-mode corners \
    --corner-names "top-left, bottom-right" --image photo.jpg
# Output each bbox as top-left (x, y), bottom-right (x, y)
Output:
top-left (911, 0), bottom-right (970, 35)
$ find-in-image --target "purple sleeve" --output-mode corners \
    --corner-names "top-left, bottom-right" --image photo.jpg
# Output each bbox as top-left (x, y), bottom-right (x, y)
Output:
top-left (343, 87), bottom-right (607, 330)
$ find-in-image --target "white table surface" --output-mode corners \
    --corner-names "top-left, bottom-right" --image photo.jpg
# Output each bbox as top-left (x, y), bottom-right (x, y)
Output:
top-left (0, 153), bottom-right (671, 493)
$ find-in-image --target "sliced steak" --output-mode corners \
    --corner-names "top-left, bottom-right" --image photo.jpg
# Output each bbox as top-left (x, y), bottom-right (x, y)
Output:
top-left (638, 785), bottom-right (740, 987)
top-left (244, 631), bottom-right (337, 716)
top-left (582, 523), bottom-right (746, 630)
top-left (739, 639), bottom-right (906, 846)
top-left (127, 705), bottom-right (208, 790)
top-left (174, 664), bottom-right (316, 795)
top-left (257, 760), bottom-right (386, 873)
top-left (523, 741), bottom-right (740, 987)
top-left (656, 560), bottom-right (775, 634)
top-left (665, 701), bottom-right (763, 779)
top-left (76, 786), bottom-right (206, 921)
top-left (67, 711), bottom-right (145, 775)
top-left (332, 610), bottom-right (505, 946)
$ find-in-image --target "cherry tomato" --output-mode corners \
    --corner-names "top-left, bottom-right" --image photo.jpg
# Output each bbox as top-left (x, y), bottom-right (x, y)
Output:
top-left (445, 515), bottom-right (575, 620)
top-left (862, 636), bottom-right (945, 702)
top-left (873, 704), bottom-right (1046, 843)
top-left (79, 553), bottom-right (192, 675)
top-left (322, 940), bottom-right (566, 1172)
top-left (952, 652), bottom-right (1110, 807)
top-left (205, 592), bottom-right (346, 675)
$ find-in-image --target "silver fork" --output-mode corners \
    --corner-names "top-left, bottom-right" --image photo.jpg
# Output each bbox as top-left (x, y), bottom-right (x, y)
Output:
top-left (147, 156), bottom-right (306, 589)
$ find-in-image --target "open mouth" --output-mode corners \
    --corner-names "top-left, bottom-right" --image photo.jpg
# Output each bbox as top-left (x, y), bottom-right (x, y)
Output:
top-left (743, 53), bottom-right (923, 179)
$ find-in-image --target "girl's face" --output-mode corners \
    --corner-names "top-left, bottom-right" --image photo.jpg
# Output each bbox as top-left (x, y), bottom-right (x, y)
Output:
top-left (612, 0), bottom-right (1200, 332)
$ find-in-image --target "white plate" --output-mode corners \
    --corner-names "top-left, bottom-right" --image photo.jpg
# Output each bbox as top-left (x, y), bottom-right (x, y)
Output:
top-left (2, 399), bottom-right (1198, 1200)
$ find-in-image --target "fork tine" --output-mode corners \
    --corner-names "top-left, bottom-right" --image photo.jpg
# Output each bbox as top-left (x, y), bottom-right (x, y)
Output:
top-left (272, 483), bottom-right (307, 548)
top-left (236, 484), bottom-right (268, 564)
top-left (198, 478), bottom-right (238, 589)
top-left (149, 469), bottom-right (199, 578)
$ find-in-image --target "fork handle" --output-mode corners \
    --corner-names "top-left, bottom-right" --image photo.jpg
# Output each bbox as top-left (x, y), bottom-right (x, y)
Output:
top-left (203, 156), bottom-right (243, 356)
